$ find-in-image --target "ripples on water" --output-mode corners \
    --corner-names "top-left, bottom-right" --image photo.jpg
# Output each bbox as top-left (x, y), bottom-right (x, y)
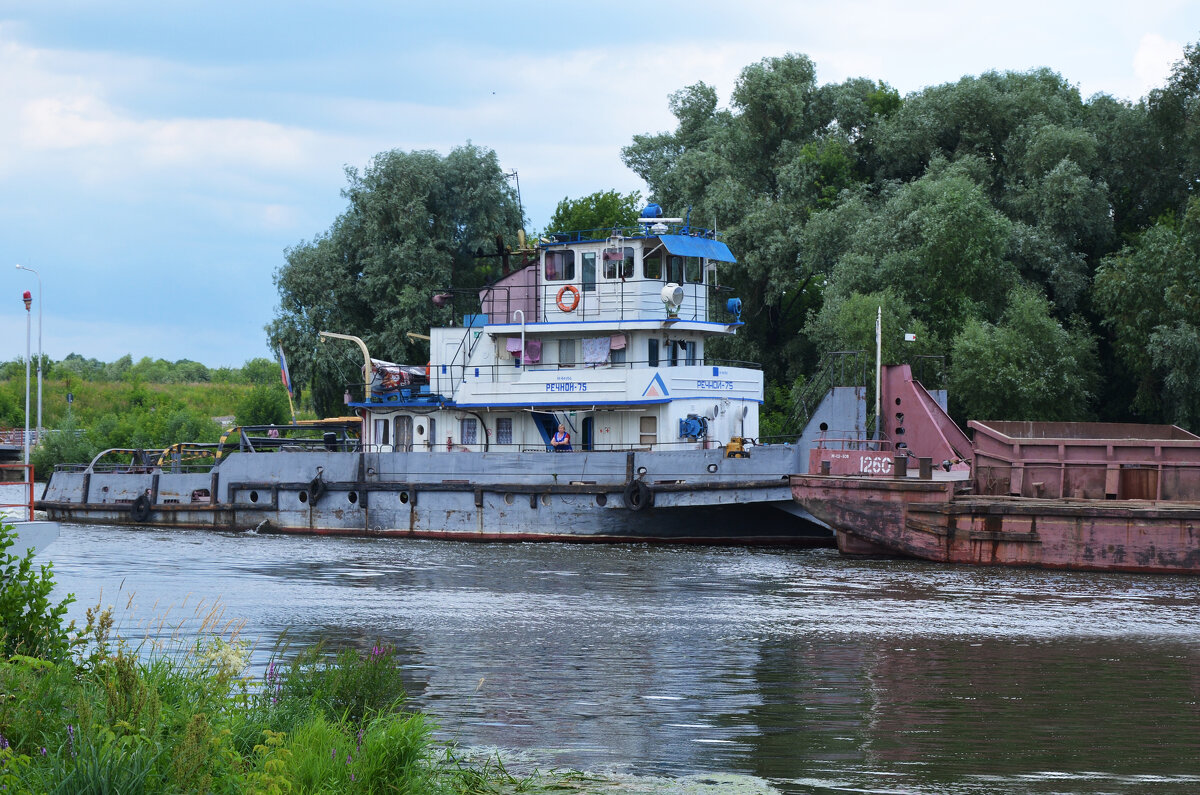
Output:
top-left (41, 524), bottom-right (1200, 794)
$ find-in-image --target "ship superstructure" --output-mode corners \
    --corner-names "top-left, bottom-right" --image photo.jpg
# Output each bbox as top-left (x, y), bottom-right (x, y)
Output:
top-left (356, 212), bottom-right (759, 457)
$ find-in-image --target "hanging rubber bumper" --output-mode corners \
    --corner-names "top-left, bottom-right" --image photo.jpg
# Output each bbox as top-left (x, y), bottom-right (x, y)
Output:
top-left (623, 479), bottom-right (653, 511)
top-left (131, 494), bottom-right (152, 523)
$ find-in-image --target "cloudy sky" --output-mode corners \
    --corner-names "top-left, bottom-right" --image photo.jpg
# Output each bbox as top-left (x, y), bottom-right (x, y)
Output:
top-left (1, 1), bottom-right (1195, 367)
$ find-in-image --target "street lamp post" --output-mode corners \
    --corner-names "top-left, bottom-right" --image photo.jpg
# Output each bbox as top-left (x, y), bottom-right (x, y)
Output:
top-left (21, 290), bottom-right (31, 465)
top-left (15, 264), bottom-right (42, 444)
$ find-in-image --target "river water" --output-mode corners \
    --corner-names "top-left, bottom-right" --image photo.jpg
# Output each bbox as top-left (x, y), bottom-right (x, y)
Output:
top-left (36, 523), bottom-right (1200, 794)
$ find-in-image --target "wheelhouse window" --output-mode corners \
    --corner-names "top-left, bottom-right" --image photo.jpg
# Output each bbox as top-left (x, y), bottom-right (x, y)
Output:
top-left (643, 251), bottom-right (662, 279)
top-left (648, 338), bottom-right (659, 367)
top-left (668, 255), bottom-right (703, 283)
top-left (545, 250), bottom-right (575, 281)
top-left (496, 417), bottom-right (513, 445)
top-left (603, 246), bottom-right (634, 279)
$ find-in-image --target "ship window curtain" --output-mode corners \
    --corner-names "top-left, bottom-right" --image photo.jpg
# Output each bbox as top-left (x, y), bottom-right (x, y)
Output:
top-left (558, 338), bottom-right (576, 368)
top-left (496, 417), bottom-right (513, 445)
top-left (460, 418), bottom-right (478, 447)
top-left (395, 416), bottom-right (413, 451)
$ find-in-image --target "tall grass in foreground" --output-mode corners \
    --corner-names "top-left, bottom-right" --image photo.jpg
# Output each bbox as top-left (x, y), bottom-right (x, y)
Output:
top-left (0, 524), bottom-right (567, 794)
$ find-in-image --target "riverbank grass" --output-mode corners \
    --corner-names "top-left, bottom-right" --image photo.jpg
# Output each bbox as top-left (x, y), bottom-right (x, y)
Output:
top-left (0, 522), bottom-right (578, 793)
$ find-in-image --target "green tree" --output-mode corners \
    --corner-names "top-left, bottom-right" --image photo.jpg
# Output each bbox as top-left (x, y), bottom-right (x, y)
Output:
top-left (1093, 198), bottom-right (1200, 426)
top-left (235, 386), bottom-right (291, 427)
top-left (241, 357), bottom-right (282, 386)
top-left (821, 160), bottom-right (1016, 338)
top-left (621, 55), bottom-right (898, 385)
top-left (268, 144), bottom-right (523, 416)
top-left (949, 284), bottom-right (1098, 422)
top-left (545, 189), bottom-right (642, 235)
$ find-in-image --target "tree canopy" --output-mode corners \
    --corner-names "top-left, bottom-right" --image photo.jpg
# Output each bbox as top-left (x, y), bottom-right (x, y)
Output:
top-left (266, 42), bottom-right (1200, 430)
top-left (268, 144), bottom-right (523, 416)
top-left (545, 189), bottom-right (642, 234)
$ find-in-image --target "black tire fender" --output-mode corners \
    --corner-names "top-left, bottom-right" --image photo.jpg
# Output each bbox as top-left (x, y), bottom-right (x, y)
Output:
top-left (131, 494), bottom-right (152, 523)
top-left (309, 474), bottom-right (326, 504)
top-left (623, 479), bottom-right (652, 511)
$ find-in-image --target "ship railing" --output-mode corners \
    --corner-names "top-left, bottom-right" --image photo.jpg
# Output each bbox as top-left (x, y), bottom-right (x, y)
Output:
top-left (543, 222), bottom-right (723, 242)
top-left (812, 433), bottom-right (898, 453)
top-left (0, 463), bottom-right (35, 522)
top-left (431, 356), bottom-right (762, 387)
top-left (506, 439), bottom-right (732, 453)
top-left (480, 277), bottom-right (720, 325)
top-left (783, 351), bottom-right (869, 436)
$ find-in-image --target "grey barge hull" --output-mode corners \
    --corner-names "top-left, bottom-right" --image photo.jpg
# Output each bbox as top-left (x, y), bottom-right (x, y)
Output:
top-left (39, 447), bottom-right (831, 545)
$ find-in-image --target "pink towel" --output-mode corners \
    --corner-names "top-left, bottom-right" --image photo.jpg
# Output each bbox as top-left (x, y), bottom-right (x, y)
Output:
top-left (524, 338), bottom-right (542, 363)
top-left (505, 337), bottom-right (523, 354)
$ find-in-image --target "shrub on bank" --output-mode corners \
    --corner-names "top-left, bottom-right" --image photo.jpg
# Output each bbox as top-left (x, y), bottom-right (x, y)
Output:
top-left (0, 522), bottom-right (556, 794)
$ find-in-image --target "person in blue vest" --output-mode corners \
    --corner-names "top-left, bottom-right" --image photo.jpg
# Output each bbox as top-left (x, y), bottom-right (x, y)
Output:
top-left (551, 424), bottom-right (572, 452)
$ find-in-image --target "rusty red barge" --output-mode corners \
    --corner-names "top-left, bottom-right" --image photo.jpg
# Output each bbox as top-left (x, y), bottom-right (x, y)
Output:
top-left (791, 364), bottom-right (1200, 574)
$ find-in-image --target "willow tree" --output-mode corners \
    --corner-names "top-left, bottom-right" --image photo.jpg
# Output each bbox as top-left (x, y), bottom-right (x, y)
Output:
top-left (268, 144), bottom-right (523, 416)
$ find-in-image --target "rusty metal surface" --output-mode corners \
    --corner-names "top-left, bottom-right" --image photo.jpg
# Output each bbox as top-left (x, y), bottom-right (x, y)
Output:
top-left (791, 473), bottom-right (1200, 574)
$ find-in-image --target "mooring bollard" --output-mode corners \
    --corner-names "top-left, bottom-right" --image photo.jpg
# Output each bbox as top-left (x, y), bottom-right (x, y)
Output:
top-left (894, 455), bottom-right (907, 478)
top-left (918, 457), bottom-right (933, 480)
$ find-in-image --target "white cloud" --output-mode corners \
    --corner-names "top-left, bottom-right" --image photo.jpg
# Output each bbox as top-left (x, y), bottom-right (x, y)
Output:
top-left (1133, 33), bottom-right (1183, 97)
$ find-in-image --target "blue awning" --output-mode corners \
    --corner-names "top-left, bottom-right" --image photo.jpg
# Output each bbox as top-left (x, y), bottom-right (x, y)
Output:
top-left (658, 234), bottom-right (737, 263)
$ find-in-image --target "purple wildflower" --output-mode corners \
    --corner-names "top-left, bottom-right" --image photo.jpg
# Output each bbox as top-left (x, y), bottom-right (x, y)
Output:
top-left (40, 747), bottom-right (46, 756)
top-left (0, 734), bottom-right (8, 750)
top-left (346, 753), bottom-right (352, 765)
top-left (67, 724), bottom-right (76, 758)
top-left (356, 728), bottom-right (363, 751)
top-left (331, 747), bottom-right (337, 761)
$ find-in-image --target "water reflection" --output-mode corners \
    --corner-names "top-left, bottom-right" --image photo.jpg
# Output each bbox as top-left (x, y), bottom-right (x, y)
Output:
top-left (41, 524), bottom-right (1200, 793)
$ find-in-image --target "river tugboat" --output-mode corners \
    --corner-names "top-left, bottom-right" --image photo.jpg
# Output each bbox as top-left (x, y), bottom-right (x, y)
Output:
top-left (40, 209), bottom-right (828, 544)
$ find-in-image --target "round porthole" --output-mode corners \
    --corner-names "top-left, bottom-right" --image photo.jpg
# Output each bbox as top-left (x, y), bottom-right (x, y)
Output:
top-left (249, 491), bottom-right (259, 503)
top-left (504, 493), bottom-right (514, 505)
top-left (596, 493), bottom-right (607, 506)
top-left (637, 466), bottom-right (648, 475)
top-left (540, 493), bottom-right (551, 506)
top-left (819, 422), bottom-right (829, 432)
top-left (299, 491), bottom-right (308, 503)
top-left (399, 491), bottom-right (409, 504)
top-left (706, 463), bottom-right (719, 473)
top-left (895, 397), bottom-right (903, 405)
top-left (348, 491), bottom-right (358, 504)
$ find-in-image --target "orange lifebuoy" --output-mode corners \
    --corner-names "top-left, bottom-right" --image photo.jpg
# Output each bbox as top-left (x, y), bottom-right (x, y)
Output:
top-left (556, 284), bottom-right (581, 312)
